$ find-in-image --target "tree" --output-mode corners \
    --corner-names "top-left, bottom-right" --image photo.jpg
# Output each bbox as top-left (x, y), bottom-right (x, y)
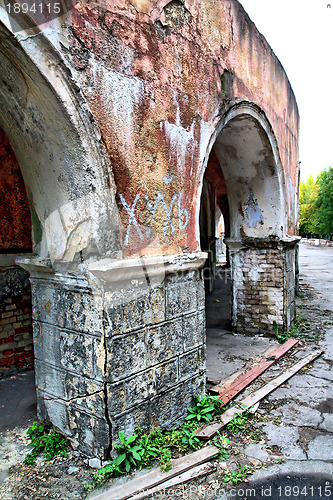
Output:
top-left (299, 175), bottom-right (318, 236)
top-left (314, 167), bottom-right (333, 236)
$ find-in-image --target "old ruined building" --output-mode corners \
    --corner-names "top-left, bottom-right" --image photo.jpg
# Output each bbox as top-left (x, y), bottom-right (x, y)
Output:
top-left (0, 0), bottom-right (299, 457)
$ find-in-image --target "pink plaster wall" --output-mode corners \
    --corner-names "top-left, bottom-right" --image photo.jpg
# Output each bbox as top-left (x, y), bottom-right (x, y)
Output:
top-left (66, 0), bottom-right (299, 255)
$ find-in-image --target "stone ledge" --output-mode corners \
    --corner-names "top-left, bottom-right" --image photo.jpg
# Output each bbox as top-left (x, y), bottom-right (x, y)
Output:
top-left (226, 236), bottom-right (300, 251)
top-left (88, 252), bottom-right (208, 283)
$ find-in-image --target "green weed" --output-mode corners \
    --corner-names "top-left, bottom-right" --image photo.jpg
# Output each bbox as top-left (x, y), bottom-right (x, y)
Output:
top-left (24, 421), bottom-right (69, 465)
top-left (226, 405), bottom-right (251, 433)
top-left (223, 463), bottom-right (254, 485)
top-left (113, 431), bottom-right (143, 473)
top-left (186, 394), bottom-right (221, 423)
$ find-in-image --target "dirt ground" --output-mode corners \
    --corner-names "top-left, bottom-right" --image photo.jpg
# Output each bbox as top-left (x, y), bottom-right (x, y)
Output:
top-left (0, 283), bottom-right (331, 500)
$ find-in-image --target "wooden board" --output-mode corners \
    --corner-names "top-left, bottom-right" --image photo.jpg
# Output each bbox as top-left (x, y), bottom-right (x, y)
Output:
top-left (131, 463), bottom-right (216, 500)
top-left (209, 344), bottom-right (278, 393)
top-left (91, 446), bottom-right (218, 500)
top-left (196, 349), bottom-right (323, 439)
top-left (210, 339), bottom-right (299, 405)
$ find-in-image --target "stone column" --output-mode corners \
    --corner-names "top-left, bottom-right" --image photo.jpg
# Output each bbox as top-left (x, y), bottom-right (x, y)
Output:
top-left (225, 237), bottom-right (300, 334)
top-left (18, 252), bottom-right (207, 458)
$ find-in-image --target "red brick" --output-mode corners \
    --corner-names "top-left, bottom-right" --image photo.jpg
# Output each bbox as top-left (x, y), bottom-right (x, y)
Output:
top-left (14, 326), bottom-right (31, 335)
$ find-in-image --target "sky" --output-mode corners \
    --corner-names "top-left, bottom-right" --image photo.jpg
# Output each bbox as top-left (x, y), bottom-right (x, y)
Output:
top-left (238, 0), bottom-right (333, 181)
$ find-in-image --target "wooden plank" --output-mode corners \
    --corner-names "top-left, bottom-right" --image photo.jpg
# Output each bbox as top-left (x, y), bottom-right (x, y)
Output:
top-left (91, 446), bottom-right (218, 500)
top-left (196, 349), bottom-right (323, 440)
top-left (131, 463), bottom-right (216, 500)
top-left (210, 339), bottom-right (298, 403)
top-left (209, 344), bottom-right (278, 394)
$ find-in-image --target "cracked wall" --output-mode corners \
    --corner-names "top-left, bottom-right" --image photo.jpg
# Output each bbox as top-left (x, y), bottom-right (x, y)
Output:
top-left (0, 0), bottom-right (299, 457)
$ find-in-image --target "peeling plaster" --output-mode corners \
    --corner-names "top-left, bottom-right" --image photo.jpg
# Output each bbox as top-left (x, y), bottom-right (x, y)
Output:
top-left (244, 187), bottom-right (264, 228)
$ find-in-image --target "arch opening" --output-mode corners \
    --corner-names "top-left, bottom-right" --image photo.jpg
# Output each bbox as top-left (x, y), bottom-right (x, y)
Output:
top-left (0, 126), bottom-right (34, 379)
top-left (0, 19), bottom-right (120, 457)
top-left (199, 107), bottom-right (297, 382)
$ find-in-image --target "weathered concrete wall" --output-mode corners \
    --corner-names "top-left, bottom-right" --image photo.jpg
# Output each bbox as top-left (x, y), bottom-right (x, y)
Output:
top-left (0, 0), bottom-right (300, 457)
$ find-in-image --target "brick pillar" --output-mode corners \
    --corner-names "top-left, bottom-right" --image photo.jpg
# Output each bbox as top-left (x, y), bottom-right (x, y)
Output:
top-left (225, 237), bottom-right (300, 334)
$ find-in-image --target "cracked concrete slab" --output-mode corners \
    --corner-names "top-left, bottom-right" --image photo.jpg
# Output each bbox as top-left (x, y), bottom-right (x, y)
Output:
top-left (244, 443), bottom-right (272, 462)
top-left (267, 374), bottom-right (330, 404)
top-left (280, 402), bottom-right (323, 427)
top-left (319, 413), bottom-right (333, 433)
top-left (307, 435), bottom-right (333, 461)
top-left (262, 423), bottom-right (307, 460)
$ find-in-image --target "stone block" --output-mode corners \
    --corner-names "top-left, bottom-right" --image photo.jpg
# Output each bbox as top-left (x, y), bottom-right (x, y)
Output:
top-left (122, 295), bottom-right (147, 332)
top-left (182, 313), bottom-right (203, 350)
top-left (107, 369), bottom-right (155, 415)
top-left (33, 322), bottom-right (104, 381)
top-left (154, 358), bottom-right (178, 392)
top-left (142, 286), bottom-right (165, 326)
top-left (179, 349), bottom-right (200, 380)
top-left (166, 281), bottom-right (197, 319)
top-left (103, 290), bottom-right (123, 336)
top-left (146, 320), bottom-right (183, 365)
top-left (35, 361), bottom-right (105, 414)
top-left (106, 329), bottom-right (147, 381)
top-left (67, 405), bottom-right (110, 458)
top-left (32, 281), bottom-right (103, 335)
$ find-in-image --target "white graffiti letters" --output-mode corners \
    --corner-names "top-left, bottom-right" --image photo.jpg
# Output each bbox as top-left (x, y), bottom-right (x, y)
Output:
top-left (120, 179), bottom-right (189, 247)
top-left (119, 193), bottom-right (144, 246)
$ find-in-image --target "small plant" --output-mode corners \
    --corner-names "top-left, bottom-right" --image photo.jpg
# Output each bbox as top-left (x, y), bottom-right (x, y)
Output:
top-left (272, 321), bottom-right (290, 344)
top-left (186, 395), bottom-right (216, 423)
top-left (223, 463), bottom-right (254, 485)
top-left (273, 313), bottom-right (313, 344)
top-left (226, 405), bottom-right (251, 433)
top-left (113, 431), bottom-right (143, 473)
top-left (211, 431), bottom-right (230, 460)
top-left (180, 428), bottom-right (201, 449)
top-left (24, 421), bottom-right (69, 465)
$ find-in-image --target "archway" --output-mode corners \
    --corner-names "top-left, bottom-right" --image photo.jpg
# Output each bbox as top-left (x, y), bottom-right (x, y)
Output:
top-left (0, 18), bottom-right (119, 457)
top-left (199, 103), bottom-right (297, 346)
top-left (0, 126), bottom-right (33, 377)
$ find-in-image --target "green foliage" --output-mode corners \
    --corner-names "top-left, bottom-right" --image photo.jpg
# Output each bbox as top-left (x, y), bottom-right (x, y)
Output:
top-left (314, 167), bottom-right (333, 235)
top-left (223, 463), bottom-right (254, 485)
top-left (226, 405), bottom-right (251, 433)
top-left (299, 175), bottom-right (318, 236)
top-left (273, 314), bottom-right (313, 344)
top-left (113, 431), bottom-right (143, 473)
top-left (180, 428), bottom-right (201, 449)
top-left (186, 395), bottom-right (219, 423)
top-left (272, 321), bottom-right (290, 344)
top-left (210, 431), bottom-right (230, 460)
top-left (24, 421), bottom-right (69, 465)
top-left (299, 167), bottom-right (333, 237)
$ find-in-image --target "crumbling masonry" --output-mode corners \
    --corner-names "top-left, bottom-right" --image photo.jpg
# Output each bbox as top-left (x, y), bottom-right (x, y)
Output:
top-left (0, 0), bottom-right (299, 457)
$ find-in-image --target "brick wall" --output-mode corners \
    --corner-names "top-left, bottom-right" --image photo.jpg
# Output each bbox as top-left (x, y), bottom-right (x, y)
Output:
top-left (0, 266), bottom-right (33, 378)
top-left (228, 238), bottom-right (299, 334)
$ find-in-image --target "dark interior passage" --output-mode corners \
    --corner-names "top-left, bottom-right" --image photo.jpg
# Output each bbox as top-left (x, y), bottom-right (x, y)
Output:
top-left (0, 127), bottom-right (34, 378)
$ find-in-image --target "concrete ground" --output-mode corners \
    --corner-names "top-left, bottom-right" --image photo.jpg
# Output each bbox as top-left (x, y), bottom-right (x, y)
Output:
top-left (0, 242), bottom-right (332, 499)
top-left (214, 243), bottom-right (333, 499)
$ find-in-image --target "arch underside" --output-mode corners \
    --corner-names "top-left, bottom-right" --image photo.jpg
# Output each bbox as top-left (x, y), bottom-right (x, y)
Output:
top-left (213, 113), bottom-right (284, 240)
top-left (199, 106), bottom-right (298, 337)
